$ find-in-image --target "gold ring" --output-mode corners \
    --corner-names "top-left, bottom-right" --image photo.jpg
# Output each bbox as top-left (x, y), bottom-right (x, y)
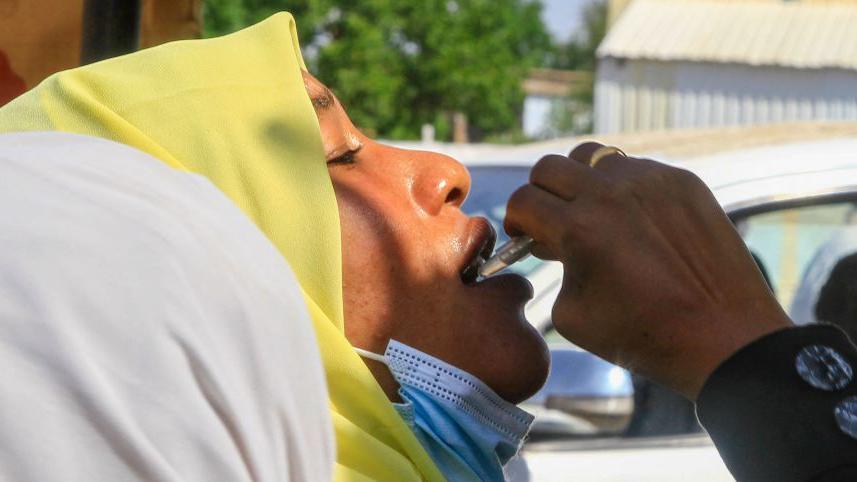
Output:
top-left (589, 146), bottom-right (627, 167)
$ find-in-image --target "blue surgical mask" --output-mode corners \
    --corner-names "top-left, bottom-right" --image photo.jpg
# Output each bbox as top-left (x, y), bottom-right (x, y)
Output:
top-left (355, 340), bottom-right (534, 482)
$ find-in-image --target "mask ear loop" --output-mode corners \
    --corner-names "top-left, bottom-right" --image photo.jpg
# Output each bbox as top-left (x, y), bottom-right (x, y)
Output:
top-left (354, 347), bottom-right (388, 365)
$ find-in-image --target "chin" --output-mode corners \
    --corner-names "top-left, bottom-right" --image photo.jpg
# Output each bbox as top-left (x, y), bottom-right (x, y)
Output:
top-left (459, 274), bottom-right (551, 404)
top-left (494, 323), bottom-right (551, 404)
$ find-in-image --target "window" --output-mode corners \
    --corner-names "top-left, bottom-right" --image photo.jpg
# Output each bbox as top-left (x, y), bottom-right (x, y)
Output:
top-left (736, 200), bottom-right (857, 332)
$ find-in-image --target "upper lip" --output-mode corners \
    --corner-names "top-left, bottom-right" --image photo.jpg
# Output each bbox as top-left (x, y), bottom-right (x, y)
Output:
top-left (459, 218), bottom-right (497, 284)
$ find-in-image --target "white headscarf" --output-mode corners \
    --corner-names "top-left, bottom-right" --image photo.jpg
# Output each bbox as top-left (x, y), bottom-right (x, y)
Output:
top-left (0, 132), bottom-right (333, 481)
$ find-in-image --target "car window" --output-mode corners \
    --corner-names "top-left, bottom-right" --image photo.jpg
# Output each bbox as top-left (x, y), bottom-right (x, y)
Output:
top-left (542, 326), bottom-right (576, 348)
top-left (737, 200), bottom-right (857, 336)
top-left (464, 166), bottom-right (546, 277)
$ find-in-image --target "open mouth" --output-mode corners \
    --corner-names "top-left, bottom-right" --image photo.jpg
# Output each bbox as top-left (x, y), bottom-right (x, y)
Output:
top-left (459, 221), bottom-right (497, 285)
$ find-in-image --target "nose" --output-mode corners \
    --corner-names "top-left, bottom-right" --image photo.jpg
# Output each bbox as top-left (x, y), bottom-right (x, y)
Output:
top-left (408, 149), bottom-right (471, 215)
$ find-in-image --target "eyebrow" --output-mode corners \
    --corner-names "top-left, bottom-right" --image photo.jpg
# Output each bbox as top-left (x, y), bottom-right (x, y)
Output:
top-left (310, 88), bottom-right (335, 111)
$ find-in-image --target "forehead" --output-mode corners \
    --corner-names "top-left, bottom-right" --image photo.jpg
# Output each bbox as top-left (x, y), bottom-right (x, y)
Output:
top-left (301, 70), bottom-right (323, 93)
top-left (301, 70), bottom-right (336, 111)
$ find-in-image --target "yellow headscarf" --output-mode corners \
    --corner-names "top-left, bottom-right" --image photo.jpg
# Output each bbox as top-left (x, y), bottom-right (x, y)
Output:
top-left (0, 13), bottom-right (444, 482)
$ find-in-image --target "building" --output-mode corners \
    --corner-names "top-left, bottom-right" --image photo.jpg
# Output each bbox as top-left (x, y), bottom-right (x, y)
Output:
top-left (595, 0), bottom-right (857, 133)
top-left (522, 68), bottom-right (591, 139)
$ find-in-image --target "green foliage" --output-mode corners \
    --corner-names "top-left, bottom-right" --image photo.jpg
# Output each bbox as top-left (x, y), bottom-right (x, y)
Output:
top-left (547, 0), bottom-right (606, 135)
top-left (204, 0), bottom-right (551, 140)
top-left (203, 0), bottom-right (326, 46)
top-left (549, 0), bottom-right (607, 72)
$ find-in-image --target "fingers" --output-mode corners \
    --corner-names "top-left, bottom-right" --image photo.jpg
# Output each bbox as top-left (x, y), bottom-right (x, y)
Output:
top-left (508, 142), bottom-right (650, 262)
top-left (504, 184), bottom-right (566, 254)
top-left (568, 141), bottom-right (605, 164)
top-left (508, 143), bottom-right (615, 259)
top-left (529, 154), bottom-right (596, 201)
top-left (570, 141), bottom-right (642, 180)
top-left (590, 152), bottom-right (643, 179)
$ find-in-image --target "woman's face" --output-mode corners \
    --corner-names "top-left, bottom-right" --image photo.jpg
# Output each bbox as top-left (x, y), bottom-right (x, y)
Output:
top-left (304, 72), bottom-right (549, 403)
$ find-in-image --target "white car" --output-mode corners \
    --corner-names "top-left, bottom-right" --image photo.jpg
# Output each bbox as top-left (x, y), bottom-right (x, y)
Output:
top-left (398, 127), bottom-right (857, 481)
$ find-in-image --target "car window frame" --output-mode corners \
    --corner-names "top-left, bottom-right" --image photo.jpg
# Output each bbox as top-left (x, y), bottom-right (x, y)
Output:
top-left (727, 190), bottom-right (857, 223)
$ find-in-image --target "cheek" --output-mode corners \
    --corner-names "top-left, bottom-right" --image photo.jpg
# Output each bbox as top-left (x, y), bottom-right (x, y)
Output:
top-left (332, 171), bottom-right (445, 282)
top-left (334, 176), bottom-right (414, 277)
top-left (331, 173), bottom-right (423, 346)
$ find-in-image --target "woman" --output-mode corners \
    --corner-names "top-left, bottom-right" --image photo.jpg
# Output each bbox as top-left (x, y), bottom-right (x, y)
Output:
top-left (0, 13), bottom-right (548, 481)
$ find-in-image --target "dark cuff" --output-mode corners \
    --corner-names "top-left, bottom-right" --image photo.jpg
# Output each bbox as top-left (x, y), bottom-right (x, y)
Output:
top-left (696, 324), bottom-right (857, 482)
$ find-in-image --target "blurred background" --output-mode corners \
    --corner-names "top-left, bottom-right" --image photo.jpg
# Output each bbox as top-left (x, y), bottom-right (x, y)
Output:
top-left (4, 1), bottom-right (857, 481)
top-left (1, 0), bottom-right (604, 142)
top-left (6, 0), bottom-right (857, 143)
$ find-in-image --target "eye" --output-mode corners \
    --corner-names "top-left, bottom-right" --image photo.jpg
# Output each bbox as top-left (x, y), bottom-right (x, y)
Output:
top-left (327, 148), bottom-right (360, 166)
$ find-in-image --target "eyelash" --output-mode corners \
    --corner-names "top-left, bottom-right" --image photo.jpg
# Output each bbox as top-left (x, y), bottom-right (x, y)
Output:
top-left (328, 150), bottom-right (358, 166)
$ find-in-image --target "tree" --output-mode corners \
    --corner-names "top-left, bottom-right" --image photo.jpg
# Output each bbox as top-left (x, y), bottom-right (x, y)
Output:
top-left (547, 0), bottom-right (607, 134)
top-left (204, 0), bottom-right (551, 140)
top-left (550, 0), bottom-right (607, 72)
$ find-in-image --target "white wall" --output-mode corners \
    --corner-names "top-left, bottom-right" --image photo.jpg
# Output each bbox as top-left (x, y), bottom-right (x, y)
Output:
top-left (523, 95), bottom-right (554, 138)
top-left (595, 59), bottom-right (857, 134)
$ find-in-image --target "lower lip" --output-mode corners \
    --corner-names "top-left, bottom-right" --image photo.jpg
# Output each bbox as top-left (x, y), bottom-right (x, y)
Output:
top-left (468, 273), bottom-right (534, 300)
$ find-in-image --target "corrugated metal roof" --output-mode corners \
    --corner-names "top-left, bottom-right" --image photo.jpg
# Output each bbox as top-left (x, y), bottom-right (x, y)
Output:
top-left (597, 0), bottom-right (857, 70)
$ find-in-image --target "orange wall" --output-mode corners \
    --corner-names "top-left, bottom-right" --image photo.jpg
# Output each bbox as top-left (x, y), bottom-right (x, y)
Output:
top-left (0, 0), bottom-right (201, 105)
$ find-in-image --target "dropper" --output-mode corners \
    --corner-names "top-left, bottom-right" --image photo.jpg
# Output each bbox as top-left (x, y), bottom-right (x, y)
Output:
top-left (476, 146), bottom-right (626, 278)
top-left (477, 236), bottom-right (534, 278)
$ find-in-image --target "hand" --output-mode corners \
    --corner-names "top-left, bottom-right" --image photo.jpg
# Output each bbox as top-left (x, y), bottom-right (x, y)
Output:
top-left (504, 142), bottom-right (792, 399)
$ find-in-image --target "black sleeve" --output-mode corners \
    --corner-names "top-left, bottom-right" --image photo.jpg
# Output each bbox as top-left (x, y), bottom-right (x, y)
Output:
top-left (696, 324), bottom-right (857, 482)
